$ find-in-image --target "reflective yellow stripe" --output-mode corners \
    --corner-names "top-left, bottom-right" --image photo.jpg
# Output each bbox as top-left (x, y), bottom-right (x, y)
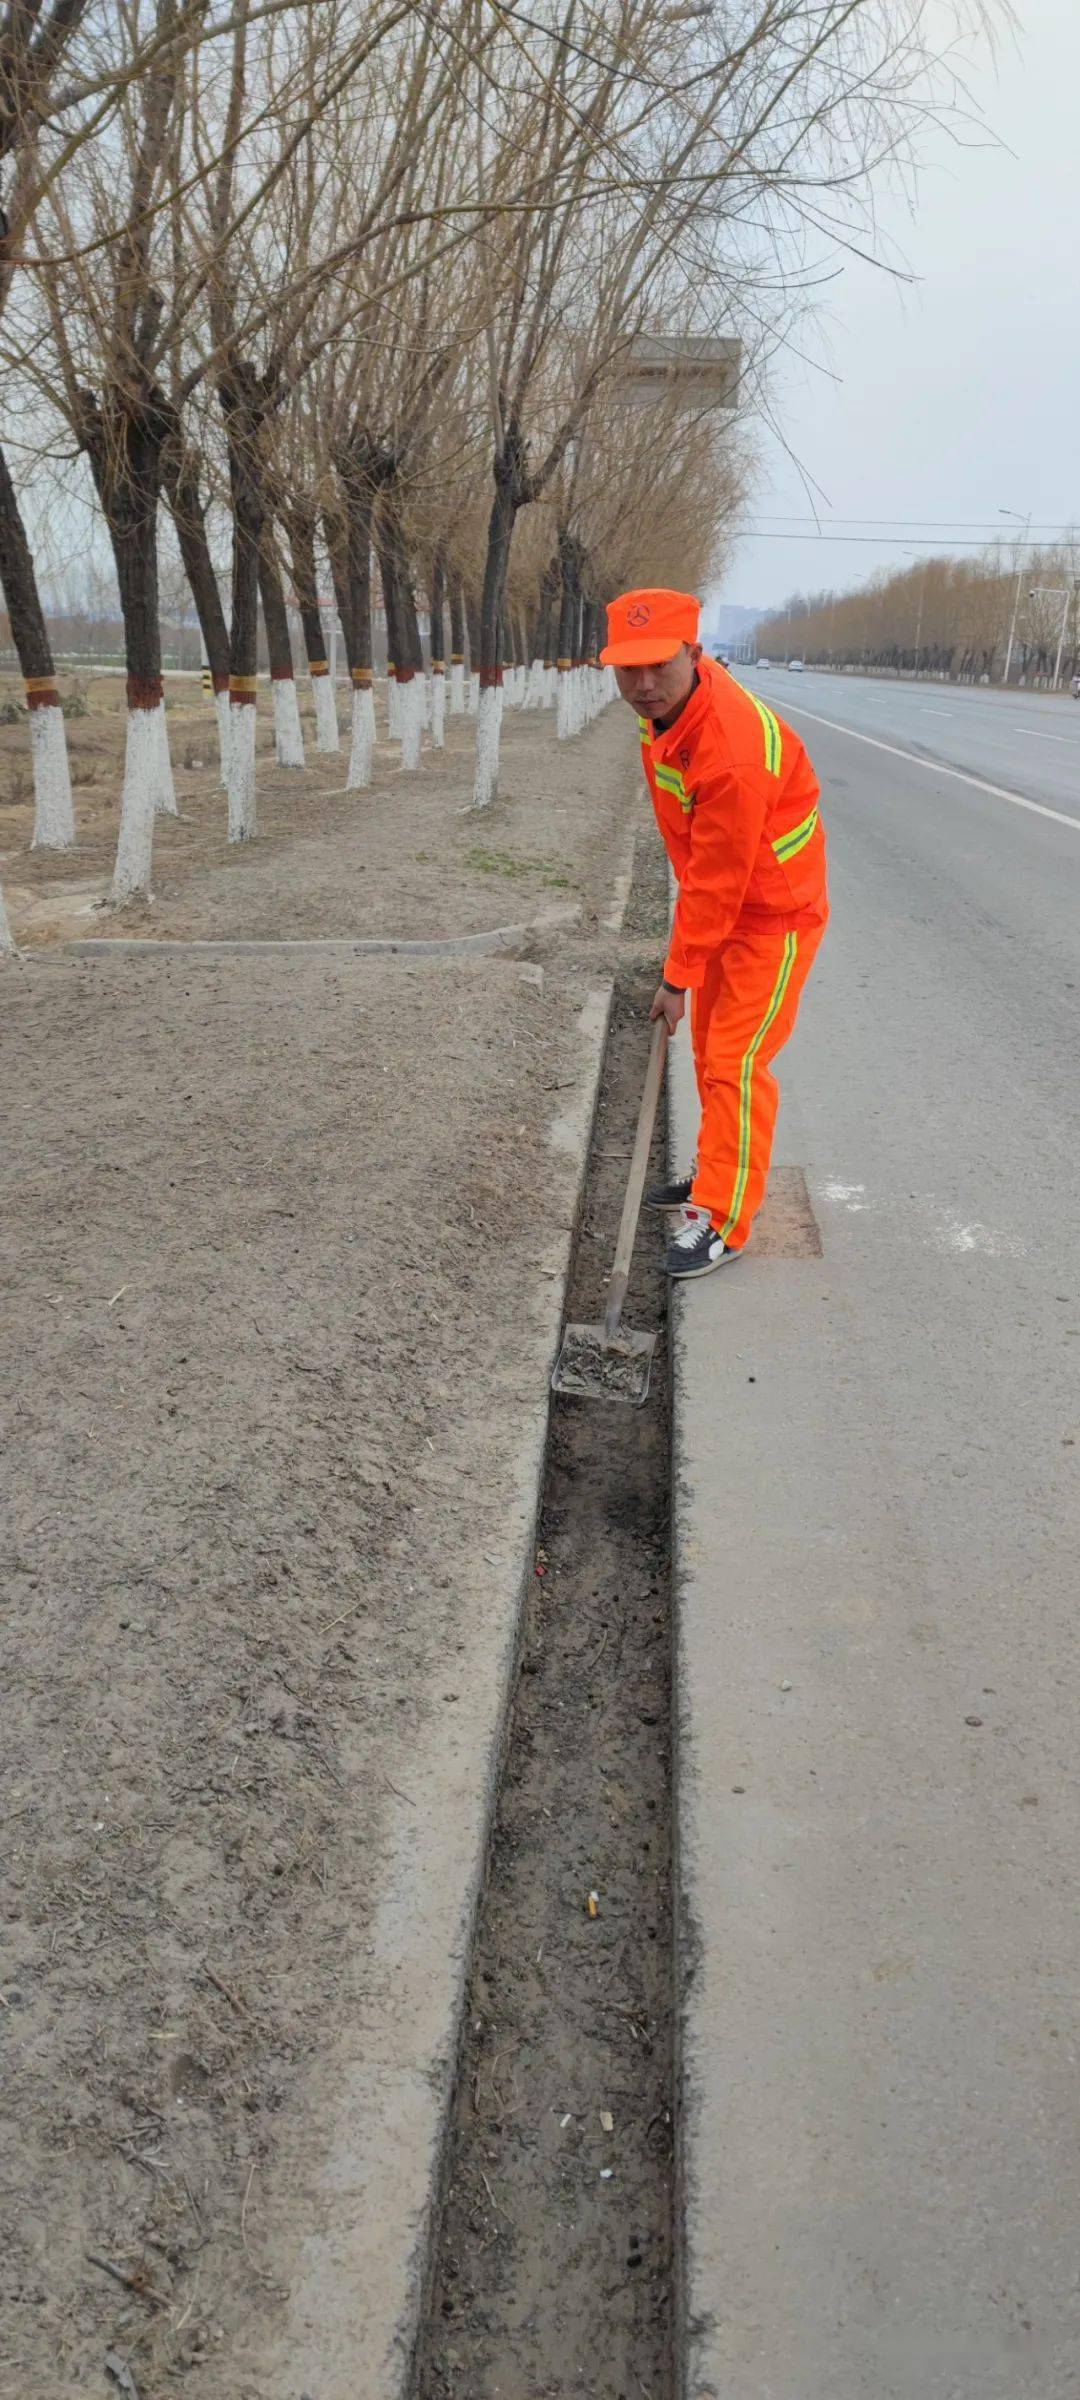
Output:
top-left (654, 762), bottom-right (693, 814)
top-left (637, 714), bottom-right (652, 743)
top-left (773, 804), bottom-right (819, 862)
top-left (719, 934), bottom-right (799, 1244)
top-left (746, 690), bottom-right (782, 775)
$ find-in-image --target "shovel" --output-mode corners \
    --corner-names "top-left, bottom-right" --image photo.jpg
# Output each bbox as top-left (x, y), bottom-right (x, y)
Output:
top-left (551, 1016), bottom-right (669, 1407)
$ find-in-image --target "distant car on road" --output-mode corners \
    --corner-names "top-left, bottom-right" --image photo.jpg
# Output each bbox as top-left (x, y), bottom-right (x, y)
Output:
top-left (757, 656), bottom-right (771, 669)
top-left (788, 658), bottom-right (805, 672)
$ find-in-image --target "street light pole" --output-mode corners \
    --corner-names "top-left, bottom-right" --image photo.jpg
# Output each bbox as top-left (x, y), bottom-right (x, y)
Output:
top-left (1000, 509), bottom-right (1030, 686)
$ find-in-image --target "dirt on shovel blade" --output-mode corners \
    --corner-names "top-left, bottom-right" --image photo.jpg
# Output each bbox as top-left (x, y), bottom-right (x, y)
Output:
top-left (551, 1322), bottom-right (654, 1404)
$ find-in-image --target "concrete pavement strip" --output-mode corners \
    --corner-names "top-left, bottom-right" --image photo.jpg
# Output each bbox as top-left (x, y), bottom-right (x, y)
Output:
top-left (64, 901), bottom-right (582, 958)
top-left (238, 982), bottom-right (613, 2400)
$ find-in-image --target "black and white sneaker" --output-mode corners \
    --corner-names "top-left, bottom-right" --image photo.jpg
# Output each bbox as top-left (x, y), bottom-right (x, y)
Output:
top-left (663, 1207), bottom-right (739, 1280)
top-left (645, 1173), bottom-right (694, 1211)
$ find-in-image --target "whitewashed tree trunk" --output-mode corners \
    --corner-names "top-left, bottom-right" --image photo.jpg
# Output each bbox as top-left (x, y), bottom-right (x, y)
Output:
top-left (473, 681), bottom-right (503, 807)
top-left (312, 671), bottom-right (340, 752)
top-left (111, 703), bottom-right (164, 900)
top-left (525, 658), bottom-right (546, 710)
top-left (154, 702), bottom-right (178, 815)
top-left (214, 685), bottom-right (232, 789)
top-left (450, 660), bottom-right (465, 714)
top-left (0, 873), bottom-right (16, 956)
top-left (29, 699), bottom-right (75, 849)
top-left (468, 673), bottom-right (479, 716)
top-left (556, 668), bottom-right (574, 741)
top-left (431, 667), bottom-right (446, 749)
top-left (387, 671), bottom-right (402, 739)
top-left (227, 701), bottom-right (257, 841)
top-left (272, 674), bottom-right (306, 767)
top-left (346, 680), bottom-right (376, 789)
top-left (399, 676), bottom-right (422, 770)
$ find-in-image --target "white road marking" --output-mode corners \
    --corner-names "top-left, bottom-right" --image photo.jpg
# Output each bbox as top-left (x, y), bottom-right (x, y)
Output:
top-left (933, 1211), bottom-right (1026, 1259)
top-left (821, 1177), bottom-right (1025, 1257)
top-left (1019, 729), bottom-right (1075, 745)
top-left (776, 701), bottom-right (1080, 833)
top-left (915, 706), bottom-right (954, 716)
top-left (822, 1180), bottom-right (868, 1210)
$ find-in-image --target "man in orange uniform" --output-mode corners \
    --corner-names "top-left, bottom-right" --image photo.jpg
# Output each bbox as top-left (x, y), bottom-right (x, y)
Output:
top-left (600, 587), bottom-right (828, 1279)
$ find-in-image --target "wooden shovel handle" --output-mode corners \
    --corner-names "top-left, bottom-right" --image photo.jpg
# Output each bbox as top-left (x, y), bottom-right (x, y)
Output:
top-left (603, 1015), bottom-right (669, 1343)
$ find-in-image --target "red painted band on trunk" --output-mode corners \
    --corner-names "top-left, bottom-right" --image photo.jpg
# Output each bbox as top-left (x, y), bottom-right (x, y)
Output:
top-left (395, 667), bottom-right (415, 684)
top-left (229, 677), bottom-right (258, 704)
top-left (212, 671), bottom-right (230, 694)
top-left (25, 684), bottom-right (60, 711)
top-left (479, 665), bottom-right (504, 689)
top-left (270, 665), bottom-right (295, 683)
top-left (126, 673), bottom-right (164, 711)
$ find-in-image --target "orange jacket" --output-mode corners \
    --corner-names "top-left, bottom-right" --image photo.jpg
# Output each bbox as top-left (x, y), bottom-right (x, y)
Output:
top-left (639, 657), bottom-right (828, 988)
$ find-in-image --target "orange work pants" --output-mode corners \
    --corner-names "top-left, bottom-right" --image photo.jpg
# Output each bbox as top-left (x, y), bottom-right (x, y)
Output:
top-left (690, 914), bottom-right (827, 1249)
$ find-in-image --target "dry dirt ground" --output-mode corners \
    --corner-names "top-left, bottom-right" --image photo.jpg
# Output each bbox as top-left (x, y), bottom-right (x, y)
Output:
top-left (0, 689), bottom-right (655, 2397)
top-left (0, 671), bottom-right (618, 949)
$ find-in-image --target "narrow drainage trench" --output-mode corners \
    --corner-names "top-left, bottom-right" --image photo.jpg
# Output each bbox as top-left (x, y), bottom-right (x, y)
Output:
top-left (417, 840), bottom-right (676, 2400)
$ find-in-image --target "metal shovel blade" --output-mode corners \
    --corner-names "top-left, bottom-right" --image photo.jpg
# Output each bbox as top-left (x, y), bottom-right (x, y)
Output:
top-left (550, 1321), bottom-right (657, 1407)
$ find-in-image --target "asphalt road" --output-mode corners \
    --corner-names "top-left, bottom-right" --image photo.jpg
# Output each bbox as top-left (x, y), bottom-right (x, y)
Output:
top-left (745, 661), bottom-right (1080, 822)
top-left (671, 674), bottom-right (1080, 2396)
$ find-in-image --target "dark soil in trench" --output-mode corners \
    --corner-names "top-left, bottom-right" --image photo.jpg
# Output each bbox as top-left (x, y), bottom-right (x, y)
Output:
top-left (417, 835), bottom-right (675, 2399)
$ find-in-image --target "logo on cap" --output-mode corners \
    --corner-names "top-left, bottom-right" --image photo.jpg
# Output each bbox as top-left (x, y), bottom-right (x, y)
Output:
top-left (626, 602), bottom-right (652, 628)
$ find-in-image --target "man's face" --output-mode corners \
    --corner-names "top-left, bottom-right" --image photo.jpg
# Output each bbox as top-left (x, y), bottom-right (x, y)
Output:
top-left (613, 643), bottom-right (698, 721)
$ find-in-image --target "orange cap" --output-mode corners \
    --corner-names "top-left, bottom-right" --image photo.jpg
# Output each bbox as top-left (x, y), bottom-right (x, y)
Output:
top-left (600, 587), bottom-right (700, 667)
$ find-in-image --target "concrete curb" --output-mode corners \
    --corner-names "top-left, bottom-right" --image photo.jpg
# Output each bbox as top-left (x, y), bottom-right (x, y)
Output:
top-left (665, 1013), bottom-right (706, 2400)
top-left (62, 905), bottom-right (582, 962)
top-left (246, 982), bottom-right (614, 2400)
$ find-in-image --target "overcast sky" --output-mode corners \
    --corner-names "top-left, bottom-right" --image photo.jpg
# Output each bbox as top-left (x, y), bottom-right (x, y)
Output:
top-left (712, 0), bottom-right (1078, 619)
